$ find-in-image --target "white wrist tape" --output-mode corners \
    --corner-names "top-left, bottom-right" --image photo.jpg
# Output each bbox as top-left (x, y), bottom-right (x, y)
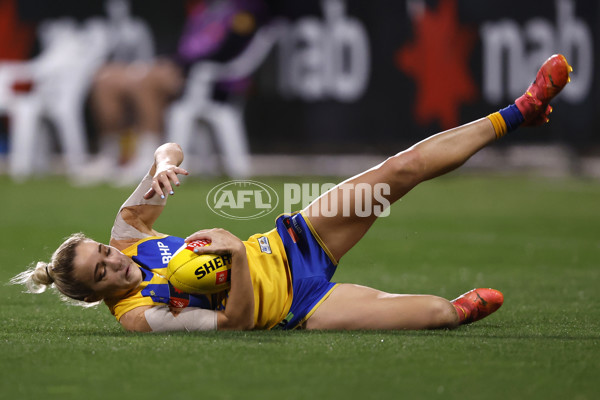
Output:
top-left (122, 173), bottom-right (167, 208)
top-left (144, 306), bottom-right (217, 332)
top-left (111, 173), bottom-right (167, 240)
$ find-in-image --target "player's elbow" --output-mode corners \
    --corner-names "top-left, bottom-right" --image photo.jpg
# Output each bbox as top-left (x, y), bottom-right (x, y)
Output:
top-left (227, 319), bottom-right (255, 331)
top-left (238, 320), bottom-right (255, 331)
top-left (217, 313), bottom-right (255, 331)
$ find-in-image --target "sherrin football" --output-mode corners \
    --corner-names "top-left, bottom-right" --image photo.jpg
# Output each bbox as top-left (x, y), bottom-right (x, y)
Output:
top-left (167, 240), bottom-right (232, 294)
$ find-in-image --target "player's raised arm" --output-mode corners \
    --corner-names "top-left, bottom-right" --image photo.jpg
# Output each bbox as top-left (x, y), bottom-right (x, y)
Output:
top-left (110, 143), bottom-right (188, 248)
top-left (144, 143), bottom-right (188, 200)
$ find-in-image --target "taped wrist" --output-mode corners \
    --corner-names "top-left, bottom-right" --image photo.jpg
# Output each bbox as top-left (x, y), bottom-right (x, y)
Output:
top-left (144, 306), bottom-right (217, 332)
top-left (111, 173), bottom-right (168, 240)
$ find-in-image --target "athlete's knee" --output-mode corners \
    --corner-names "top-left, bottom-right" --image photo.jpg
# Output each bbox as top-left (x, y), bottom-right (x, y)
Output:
top-left (382, 149), bottom-right (426, 188)
top-left (137, 62), bottom-right (183, 97)
top-left (424, 296), bottom-right (459, 329)
top-left (94, 65), bottom-right (130, 93)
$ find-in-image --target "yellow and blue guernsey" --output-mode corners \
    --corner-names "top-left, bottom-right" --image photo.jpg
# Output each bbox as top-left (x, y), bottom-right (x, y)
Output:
top-left (105, 212), bottom-right (339, 330)
top-left (104, 236), bottom-right (226, 320)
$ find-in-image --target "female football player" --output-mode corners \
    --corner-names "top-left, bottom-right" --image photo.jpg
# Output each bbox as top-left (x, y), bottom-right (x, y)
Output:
top-left (12, 55), bottom-right (571, 333)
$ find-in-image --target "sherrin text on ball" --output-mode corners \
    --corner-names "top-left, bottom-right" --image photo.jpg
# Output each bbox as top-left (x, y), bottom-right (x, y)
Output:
top-left (167, 240), bottom-right (232, 294)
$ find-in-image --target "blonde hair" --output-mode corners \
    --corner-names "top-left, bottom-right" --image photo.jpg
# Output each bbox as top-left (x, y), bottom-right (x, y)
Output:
top-left (10, 233), bottom-right (100, 307)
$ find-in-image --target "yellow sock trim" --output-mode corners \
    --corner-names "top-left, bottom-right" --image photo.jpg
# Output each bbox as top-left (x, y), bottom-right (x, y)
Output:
top-left (453, 303), bottom-right (468, 323)
top-left (487, 112), bottom-right (508, 139)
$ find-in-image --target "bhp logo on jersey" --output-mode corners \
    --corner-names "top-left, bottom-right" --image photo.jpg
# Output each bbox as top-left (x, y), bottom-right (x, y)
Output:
top-left (157, 241), bottom-right (174, 265)
top-left (206, 180), bottom-right (279, 220)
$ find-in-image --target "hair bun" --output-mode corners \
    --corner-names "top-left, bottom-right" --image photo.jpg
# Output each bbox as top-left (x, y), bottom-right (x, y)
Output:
top-left (10, 261), bottom-right (53, 294)
top-left (32, 262), bottom-right (54, 286)
top-left (25, 261), bottom-right (54, 292)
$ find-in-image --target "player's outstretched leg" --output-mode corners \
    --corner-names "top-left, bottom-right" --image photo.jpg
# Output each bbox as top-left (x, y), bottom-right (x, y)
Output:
top-left (306, 285), bottom-right (504, 330)
top-left (451, 288), bottom-right (504, 325)
top-left (305, 54), bottom-right (572, 263)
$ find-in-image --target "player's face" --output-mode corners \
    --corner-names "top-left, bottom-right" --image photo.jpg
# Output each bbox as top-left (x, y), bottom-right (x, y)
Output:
top-left (72, 240), bottom-right (142, 301)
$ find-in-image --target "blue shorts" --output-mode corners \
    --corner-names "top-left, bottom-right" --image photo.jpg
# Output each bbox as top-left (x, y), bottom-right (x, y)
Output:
top-left (275, 212), bottom-right (339, 329)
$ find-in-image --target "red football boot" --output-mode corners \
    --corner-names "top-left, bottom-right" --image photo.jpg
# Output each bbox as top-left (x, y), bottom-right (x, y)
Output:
top-left (451, 288), bottom-right (504, 325)
top-left (515, 54), bottom-right (572, 126)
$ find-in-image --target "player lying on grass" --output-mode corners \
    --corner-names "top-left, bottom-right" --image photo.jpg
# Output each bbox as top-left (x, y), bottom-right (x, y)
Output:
top-left (12, 55), bottom-right (571, 332)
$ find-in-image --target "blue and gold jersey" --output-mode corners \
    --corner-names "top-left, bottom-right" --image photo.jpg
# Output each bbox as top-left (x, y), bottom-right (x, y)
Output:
top-left (105, 232), bottom-right (294, 329)
top-left (104, 236), bottom-right (226, 320)
top-left (106, 214), bottom-right (337, 330)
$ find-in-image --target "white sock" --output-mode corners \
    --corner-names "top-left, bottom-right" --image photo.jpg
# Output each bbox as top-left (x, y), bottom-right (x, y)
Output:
top-left (97, 133), bottom-right (121, 160)
top-left (132, 132), bottom-right (161, 165)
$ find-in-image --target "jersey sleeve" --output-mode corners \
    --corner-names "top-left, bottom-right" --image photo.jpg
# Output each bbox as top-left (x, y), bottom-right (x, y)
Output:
top-left (106, 291), bottom-right (155, 321)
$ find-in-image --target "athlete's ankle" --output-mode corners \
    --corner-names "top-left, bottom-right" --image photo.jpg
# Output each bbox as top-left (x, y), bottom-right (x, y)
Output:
top-left (452, 302), bottom-right (468, 324)
top-left (487, 104), bottom-right (525, 139)
top-left (487, 54), bottom-right (572, 139)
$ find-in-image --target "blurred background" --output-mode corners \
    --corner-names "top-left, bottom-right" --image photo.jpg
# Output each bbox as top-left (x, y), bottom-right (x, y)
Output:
top-left (0, 0), bottom-right (598, 184)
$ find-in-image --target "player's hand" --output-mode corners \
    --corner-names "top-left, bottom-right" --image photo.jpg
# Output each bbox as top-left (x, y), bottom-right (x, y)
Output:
top-left (144, 164), bottom-right (188, 200)
top-left (185, 228), bottom-right (246, 257)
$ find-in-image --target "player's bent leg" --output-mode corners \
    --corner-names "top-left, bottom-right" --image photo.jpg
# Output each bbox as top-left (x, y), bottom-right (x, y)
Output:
top-left (305, 284), bottom-right (460, 330)
top-left (305, 55), bottom-right (572, 264)
top-left (303, 149), bottom-right (422, 262)
top-left (304, 118), bottom-right (497, 262)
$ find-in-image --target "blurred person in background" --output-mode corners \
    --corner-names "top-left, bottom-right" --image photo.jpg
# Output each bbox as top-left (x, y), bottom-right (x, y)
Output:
top-left (79, 0), bottom-right (271, 185)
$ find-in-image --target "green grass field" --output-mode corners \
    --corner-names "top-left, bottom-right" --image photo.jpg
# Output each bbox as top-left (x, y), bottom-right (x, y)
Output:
top-left (1, 173), bottom-right (598, 399)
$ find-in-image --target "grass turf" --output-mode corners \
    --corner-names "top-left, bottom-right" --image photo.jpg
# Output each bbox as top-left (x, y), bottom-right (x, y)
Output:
top-left (0, 174), bottom-right (598, 399)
